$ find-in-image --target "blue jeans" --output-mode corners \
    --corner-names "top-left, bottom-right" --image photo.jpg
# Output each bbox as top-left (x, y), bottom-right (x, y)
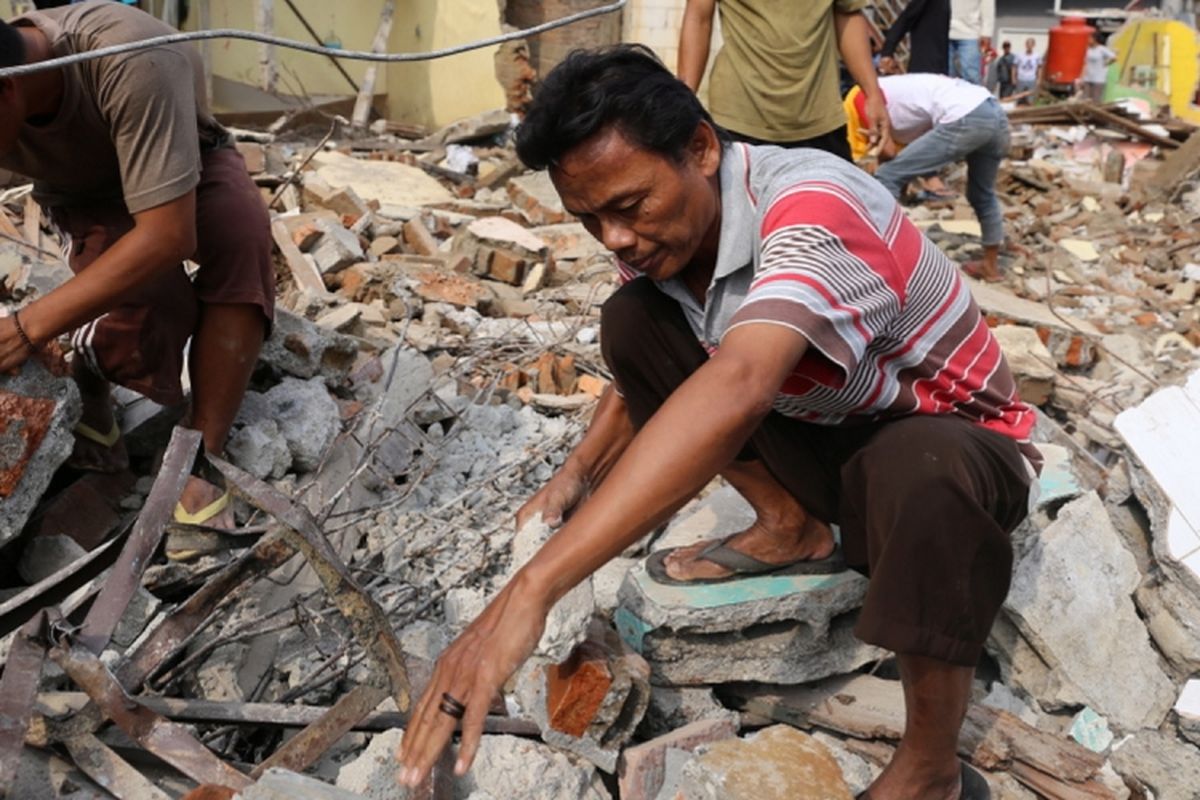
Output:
top-left (949, 39), bottom-right (982, 83)
top-left (875, 98), bottom-right (1010, 246)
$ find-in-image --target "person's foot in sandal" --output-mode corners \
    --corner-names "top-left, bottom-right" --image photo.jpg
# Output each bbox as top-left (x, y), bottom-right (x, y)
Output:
top-left (962, 244), bottom-right (1004, 283)
top-left (175, 476), bottom-right (234, 532)
top-left (68, 363), bottom-right (129, 473)
top-left (656, 459), bottom-right (838, 584)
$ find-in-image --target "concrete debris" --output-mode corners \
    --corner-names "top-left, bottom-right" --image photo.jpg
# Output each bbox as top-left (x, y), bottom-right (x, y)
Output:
top-left (5, 99), bottom-right (1200, 799)
top-left (676, 725), bottom-right (854, 800)
top-left (1002, 491), bottom-right (1177, 730)
top-left (0, 358), bottom-right (82, 544)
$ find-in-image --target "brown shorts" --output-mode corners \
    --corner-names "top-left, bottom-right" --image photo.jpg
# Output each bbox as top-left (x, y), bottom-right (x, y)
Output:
top-left (601, 278), bottom-right (1033, 667)
top-left (50, 146), bottom-right (275, 406)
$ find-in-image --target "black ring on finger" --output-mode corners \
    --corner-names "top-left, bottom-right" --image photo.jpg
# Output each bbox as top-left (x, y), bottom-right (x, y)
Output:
top-left (438, 692), bottom-right (466, 720)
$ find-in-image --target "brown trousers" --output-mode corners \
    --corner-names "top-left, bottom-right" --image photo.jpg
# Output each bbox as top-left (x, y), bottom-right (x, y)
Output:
top-left (49, 146), bottom-right (274, 406)
top-left (601, 278), bottom-right (1033, 666)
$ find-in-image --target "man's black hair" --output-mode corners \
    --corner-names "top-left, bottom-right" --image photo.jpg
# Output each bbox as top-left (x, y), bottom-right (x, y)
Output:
top-left (515, 44), bottom-right (726, 171)
top-left (0, 20), bottom-right (26, 69)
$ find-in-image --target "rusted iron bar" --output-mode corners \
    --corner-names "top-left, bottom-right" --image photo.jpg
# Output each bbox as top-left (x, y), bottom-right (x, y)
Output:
top-left (250, 681), bottom-right (391, 778)
top-left (208, 455), bottom-right (412, 714)
top-left (50, 642), bottom-right (252, 791)
top-left (61, 732), bottom-right (173, 800)
top-left (117, 529), bottom-right (296, 692)
top-left (0, 611), bottom-right (48, 797)
top-left (0, 533), bottom-right (125, 639)
top-left (77, 426), bottom-right (202, 655)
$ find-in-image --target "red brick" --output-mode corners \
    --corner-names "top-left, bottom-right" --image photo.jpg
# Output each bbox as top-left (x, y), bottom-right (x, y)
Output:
top-left (545, 639), bottom-right (614, 737)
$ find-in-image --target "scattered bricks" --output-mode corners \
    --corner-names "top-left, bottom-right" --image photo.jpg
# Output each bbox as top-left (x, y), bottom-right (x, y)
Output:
top-left (578, 375), bottom-right (608, 399)
top-left (1103, 149), bottom-right (1125, 184)
top-left (402, 218), bottom-right (440, 257)
top-left (292, 224), bottom-right (323, 251)
top-left (972, 280), bottom-right (1099, 367)
top-left (532, 222), bottom-right (607, 262)
top-left (311, 219), bottom-right (365, 275)
top-left (991, 325), bottom-right (1058, 406)
top-left (521, 261), bottom-right (548, 294)
top-left (534, 352), bottom-right (558, 395)
top-left (259, 308), bottom-right (360, 383)
top-left (558, 354), bottom-right (578, 394)
top-left (546, 640), bottom-right (615, 737)
top-left (507, 171), bottom-right (569, 225)
top-left (676, 725), bottom-right (854, 800)
top-left (0, 359), bottom-right (81, 545)
top-left (316, 305), bottom-right (363, 333)
top-left (455, 216), bottom-right (552, 287)
top-left (618, 716), bottom-right (739, 800)
top-left (408, 265), bottom-right (494, 309)
top-left (367, 235), bottom-right (400, 258)
top-left (515, 619), bottom-right (652, 772)
top-left (303, 181), bottom-right (372, 225)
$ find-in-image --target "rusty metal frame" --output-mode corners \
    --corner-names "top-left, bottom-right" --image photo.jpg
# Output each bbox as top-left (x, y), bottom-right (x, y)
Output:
top-left (0, 611), bottom-right (48, 797)
top-left (61, 731), bottom-right (173, 800)
top-left (50, 641), bottom-right (252, 792)
top-left (77, 426), bottom-right (202, 655)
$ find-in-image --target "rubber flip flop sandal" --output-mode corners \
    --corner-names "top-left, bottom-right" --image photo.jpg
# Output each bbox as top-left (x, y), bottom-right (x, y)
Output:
top-left (911, 189), bottom-right (959, 202)
top-left (74, 420), bottom-right (121, 447)
top-left (645, 534), bottom-right (845, 587)
top-left (174, 489), bottom-right (231, 526)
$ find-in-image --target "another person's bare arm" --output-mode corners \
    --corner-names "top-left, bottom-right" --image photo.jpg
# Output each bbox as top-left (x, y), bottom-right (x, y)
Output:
top-left (836, 10), bottom-right (891, 144)
top-left (515, 384), bottom-right (635, 529)
top-left (397, 322), bottom-right (810, 787)
top-left (0, 192), bottom-right (197, 372)
top-left (677, 0), bottom-right (717, 91)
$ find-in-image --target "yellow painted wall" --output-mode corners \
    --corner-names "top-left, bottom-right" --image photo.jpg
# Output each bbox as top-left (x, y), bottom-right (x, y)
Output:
top-left (384, 0), bottom-right (507, 130)
top-left (1112, 19), bottom-right (1200, 125)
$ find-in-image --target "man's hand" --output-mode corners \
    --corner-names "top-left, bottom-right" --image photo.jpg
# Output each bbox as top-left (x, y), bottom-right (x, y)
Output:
top-left (878, 55), bottom-right (900, 75)
top-left (515, 462), bottom-right (588, 530)
top-left (980, 36), bottom-right (992, 53)
top-left (863, 91), bottom-right (892, 146)
top-left (397, 573), bottom-right (549, 787)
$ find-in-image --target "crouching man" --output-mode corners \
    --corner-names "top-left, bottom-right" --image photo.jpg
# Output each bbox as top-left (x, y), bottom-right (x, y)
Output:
top-left (398, 46), bottom-right (1037, 800)
top-left (0, 2), bottom-right (273, 527)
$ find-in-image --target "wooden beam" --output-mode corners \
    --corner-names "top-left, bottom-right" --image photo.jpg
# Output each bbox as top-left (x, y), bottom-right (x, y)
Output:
top-left (352, 0), bottom-right (396, 129)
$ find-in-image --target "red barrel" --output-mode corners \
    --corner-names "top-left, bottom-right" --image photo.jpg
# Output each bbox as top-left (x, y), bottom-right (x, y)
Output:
top-left (1045, 17), bottom-right (1096, 84)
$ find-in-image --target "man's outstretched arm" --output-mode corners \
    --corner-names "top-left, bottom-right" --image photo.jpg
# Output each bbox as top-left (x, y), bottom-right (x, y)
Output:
top-left (0, 192), bottom-right (196, 371)
top-left (678, 0), bottom-right (717, 91)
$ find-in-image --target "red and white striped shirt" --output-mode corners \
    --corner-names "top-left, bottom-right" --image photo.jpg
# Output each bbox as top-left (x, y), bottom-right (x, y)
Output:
top-left (618, 143), bottom-right (1040, 468)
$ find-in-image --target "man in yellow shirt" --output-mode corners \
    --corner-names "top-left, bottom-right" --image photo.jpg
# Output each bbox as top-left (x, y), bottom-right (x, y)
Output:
top-left (678, 0), bottom-right (889, 158)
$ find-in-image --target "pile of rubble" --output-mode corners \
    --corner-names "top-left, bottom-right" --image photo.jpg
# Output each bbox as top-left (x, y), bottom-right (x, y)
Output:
top-left (0, 100), bottom-right (1198, 800)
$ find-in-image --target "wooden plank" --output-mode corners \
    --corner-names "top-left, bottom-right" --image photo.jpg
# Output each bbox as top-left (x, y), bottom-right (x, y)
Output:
top-left (256, 0), bottom-right (277, 93)
top-left (351, 0), bottom-right (396, 129)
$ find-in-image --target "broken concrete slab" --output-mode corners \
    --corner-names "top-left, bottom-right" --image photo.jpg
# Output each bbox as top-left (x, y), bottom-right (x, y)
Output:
top-left (311, 219), bottom-right (366, 275)
top-left (616, 560), bottom-right (882, 685)
top-left (638, 686), bottom-right (734, 739)
top-left (257, 378), bottom-right (341, 474)
top-left (676, 725), bottom-right (853, 800)
top-left (227, 418), bottom-right (294, 481)
top-left (1002, 491), bottom-right (1176, 730)
top-left (511, 515), bottom-right (594, 662)
top-left (240, 767), bottom-right (368, 799)
top-left (968, 280), bottom-right (1099, 367)
top-left (618, 716), bottom-right (739, 800)
top-left (0, 358), bottom-right (82, 545)
top-left (311, 151), bottom-right (453, 210)
top-left (336, 729), bottom-right (611, 800)
top-left (1110, 730), bottom-right (1200, 800)
top-left (1134, 573), bottom-right (1200, 675)
top-left (260, 309), bottom-right (360, 384)
top-left (991, 325), bottom-right (1057, 406)
top-left (531, 222), bottom-right (608, 262)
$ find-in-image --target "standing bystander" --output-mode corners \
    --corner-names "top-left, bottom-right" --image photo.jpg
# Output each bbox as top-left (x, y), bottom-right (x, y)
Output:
top-left (1082, 32), bottom-right (1116, 103)
top-left (948, 0), bottom-right (994, 83)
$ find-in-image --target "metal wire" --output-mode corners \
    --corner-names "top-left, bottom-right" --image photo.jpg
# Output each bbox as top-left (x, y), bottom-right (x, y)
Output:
top-left (0, 0), bottom-right (627, 79)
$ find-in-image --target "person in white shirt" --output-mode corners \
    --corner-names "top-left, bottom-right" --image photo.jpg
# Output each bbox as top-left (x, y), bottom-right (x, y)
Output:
top-left (948, 0), bottom-right (994, 83)
top-left (872, 73), bottom-right (1010, 281)
top-left (1082, 32), bottom-right (1116, 103)
top-left (1013, 37), bottom-right (1042, 103)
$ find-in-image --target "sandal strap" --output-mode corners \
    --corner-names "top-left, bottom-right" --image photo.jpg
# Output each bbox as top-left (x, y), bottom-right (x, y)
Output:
top-left (174, 490), bottom-right (231, 526)
top-left (696, 534), bottom-right (781, 574)
top-left (74, 420), bottom-right (121, 448)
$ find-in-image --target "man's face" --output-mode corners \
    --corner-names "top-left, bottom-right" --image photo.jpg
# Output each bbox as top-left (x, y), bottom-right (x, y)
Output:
top-left (1025, 39), bottom-right (1035, 52)
top-left (550, 124), bottom-right (721, 284)
top-left (0, 79), bottom-right (24, 156)
top-left (1002, 44), bottom-right (1011, 54)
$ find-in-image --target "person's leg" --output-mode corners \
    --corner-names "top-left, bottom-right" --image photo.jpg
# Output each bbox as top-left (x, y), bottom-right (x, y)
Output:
top-left (178, 147), bottom-right (274, 520)
top-left (874, 122), bottom-right (972, 199)
top-left (599, 279), bottom-right (843, 582)
top-left (838, 415), bottom-right (1031, 799)
top-left (959, 41), bottom-right (982, 84)
top-left (960, 104), bottom-right (1009, 281)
